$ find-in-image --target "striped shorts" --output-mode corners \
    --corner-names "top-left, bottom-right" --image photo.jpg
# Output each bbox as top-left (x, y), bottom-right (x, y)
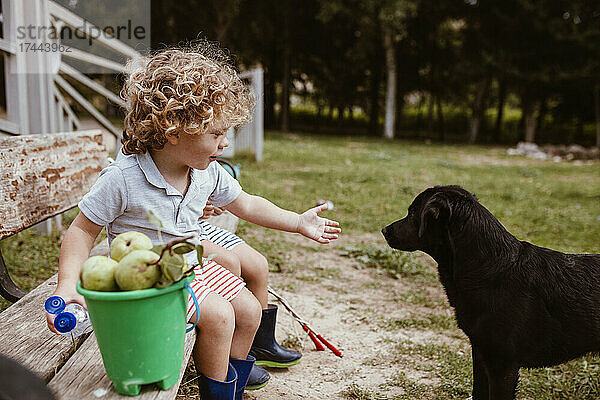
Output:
top-left (186, 259), bottom-right (246, 322)
top-left (198, 220), bottom-right (244, 250)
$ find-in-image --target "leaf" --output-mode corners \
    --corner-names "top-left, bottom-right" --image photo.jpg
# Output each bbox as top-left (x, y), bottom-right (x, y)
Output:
top-left (146, 210), bottom-right (163, 228)
top-left (196, 245), bottom-right (204, 265)
top-left (173, 243), bottom-right (195, 255)
top-left (151, 244), bottom-right (165, 255)
top-left (159, 251), bottom-right (186, 282)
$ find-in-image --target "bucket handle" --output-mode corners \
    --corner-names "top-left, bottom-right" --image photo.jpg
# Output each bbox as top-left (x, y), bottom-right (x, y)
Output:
top-left (185, 282), bottom-right (201, 333)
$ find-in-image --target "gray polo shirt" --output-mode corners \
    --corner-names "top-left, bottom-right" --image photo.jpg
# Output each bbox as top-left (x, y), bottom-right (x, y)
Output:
top-left (78, 151), bottom-right (242, 266)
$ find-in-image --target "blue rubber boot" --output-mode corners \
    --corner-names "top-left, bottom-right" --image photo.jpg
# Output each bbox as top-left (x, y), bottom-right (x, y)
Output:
top-left (229, 355), bottom-right (256, 400)
top-left (198, 364), bottom-right (237, 400)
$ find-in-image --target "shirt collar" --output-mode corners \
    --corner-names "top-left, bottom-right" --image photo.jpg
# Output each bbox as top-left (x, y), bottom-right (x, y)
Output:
top-left (135, 151), bottom-right (181, 196)
top-left (190, 166), bottom-right (208, 184)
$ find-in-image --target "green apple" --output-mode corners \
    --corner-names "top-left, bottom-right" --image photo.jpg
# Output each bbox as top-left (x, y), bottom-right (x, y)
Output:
top-left (110, 231), bottom-right (153, 262)
top-left (80, 256), bottom-right (118, 291)
top-left (114, 249), bottom-right (161, 290)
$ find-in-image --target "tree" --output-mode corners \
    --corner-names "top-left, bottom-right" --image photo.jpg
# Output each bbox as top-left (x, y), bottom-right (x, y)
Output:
top-left (378, 0), bottom-right (416, 139)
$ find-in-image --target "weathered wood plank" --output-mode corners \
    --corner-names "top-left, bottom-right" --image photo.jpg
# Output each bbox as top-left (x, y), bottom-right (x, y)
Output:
top-left (0, 130), bottom-right (108, 239)
top-left (0, 273), bottom-right (88, 382)
top-left (48, 330), bottom-right (197, 399)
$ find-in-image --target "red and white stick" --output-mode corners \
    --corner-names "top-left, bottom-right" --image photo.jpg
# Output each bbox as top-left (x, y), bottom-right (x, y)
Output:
top-left (268, 286), bottom-right (342, 357)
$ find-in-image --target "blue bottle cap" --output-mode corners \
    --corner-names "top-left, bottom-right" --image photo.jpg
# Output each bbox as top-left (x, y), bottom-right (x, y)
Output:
top-left (54, 312), bottom-right (76, 333)
top-left (45, 296), bottom-right (66, 315)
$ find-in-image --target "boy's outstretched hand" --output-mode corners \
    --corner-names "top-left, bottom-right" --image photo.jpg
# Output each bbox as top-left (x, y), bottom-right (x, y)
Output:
top-left (297, 203), bottom-right (341, 244)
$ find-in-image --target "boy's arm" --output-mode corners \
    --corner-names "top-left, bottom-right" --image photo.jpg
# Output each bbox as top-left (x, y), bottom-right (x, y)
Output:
top-left (222, 191), bottom-right (341, 243)
top-left (57, 212), bottom-right (103, 291)
top-left (46, 212), bottom-right (103, 333)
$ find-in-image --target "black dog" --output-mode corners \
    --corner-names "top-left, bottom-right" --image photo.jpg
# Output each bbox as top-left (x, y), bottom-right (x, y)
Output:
top-left (382, 185), bottom-right (600, 400)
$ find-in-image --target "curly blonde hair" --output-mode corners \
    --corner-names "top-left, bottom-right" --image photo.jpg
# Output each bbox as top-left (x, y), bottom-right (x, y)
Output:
top-left (120, 43), bottom-right (255, 155)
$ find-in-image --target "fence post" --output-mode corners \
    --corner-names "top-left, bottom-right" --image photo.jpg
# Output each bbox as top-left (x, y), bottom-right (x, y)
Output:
top-left (253, 68), bottom-right (264, 162)
top-left (21, 0), bottom-right (53, 135)
top-left (2, 0), bottom-right (30, 134)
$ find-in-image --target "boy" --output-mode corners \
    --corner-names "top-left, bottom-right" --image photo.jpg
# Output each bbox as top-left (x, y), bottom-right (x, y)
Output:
top-left (46, 44), bottom-right (340, 399)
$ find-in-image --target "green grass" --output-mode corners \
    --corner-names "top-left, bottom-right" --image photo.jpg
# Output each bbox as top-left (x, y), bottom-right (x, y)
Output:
top-left (383, 340), bottom-right (473, 399)
top-left (0, 208), bottom-right (96, 311)
top-left (387, 339), bottom-right (600, 399)
top-left (338, 244), bottom-right (436, 282)
top-left (237, 131), bottom-right (599, 254)
top-left (380, 314), bottom-right (458, 332)
top-left (343, 383), bottom-right (388, 400)
top-left (0, 229), bottom-right (62, 311)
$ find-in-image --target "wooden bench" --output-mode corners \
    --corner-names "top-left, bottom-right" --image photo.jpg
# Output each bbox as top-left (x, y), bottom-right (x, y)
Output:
top-left (0, 131), bottom-right (239, 399)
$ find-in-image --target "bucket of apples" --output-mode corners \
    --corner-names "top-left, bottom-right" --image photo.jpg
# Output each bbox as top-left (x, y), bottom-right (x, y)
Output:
top-left (76, 212), bottom-right (202, 396)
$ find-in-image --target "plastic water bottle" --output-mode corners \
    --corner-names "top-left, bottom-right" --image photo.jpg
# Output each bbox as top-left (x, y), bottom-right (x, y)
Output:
top-left (44, 296), bottom-right (92, 337)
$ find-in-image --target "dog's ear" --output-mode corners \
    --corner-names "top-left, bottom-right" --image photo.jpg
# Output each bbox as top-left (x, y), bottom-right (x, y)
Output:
top-left (418, 193), bottom-right (452, 237)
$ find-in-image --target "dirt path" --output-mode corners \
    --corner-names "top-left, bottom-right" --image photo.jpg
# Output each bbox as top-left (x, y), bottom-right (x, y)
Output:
top-left (178, 230), bottom-right (466, 399)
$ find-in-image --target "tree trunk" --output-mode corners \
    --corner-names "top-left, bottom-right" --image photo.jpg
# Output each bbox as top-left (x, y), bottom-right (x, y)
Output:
top-left (468, 77), bottom-right (490, 143)
top-left (494, 77), bottom-right (507, 143)
top-left (524, 103), bottom-right (536, 143)
top-left (536, 97), bottom-right (547, 131)
top-left (383, 27), bottom-right (396, 139)
top-left (468, 116), bottom-right (481, 144)
top-left (280, 0), bottom-right (291, 132)
top-left (595, 83), bottom-right (600, 147)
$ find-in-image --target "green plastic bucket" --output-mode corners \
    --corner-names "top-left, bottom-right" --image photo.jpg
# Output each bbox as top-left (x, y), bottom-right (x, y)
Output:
top-left (77, 274), bottom-right (196, 396)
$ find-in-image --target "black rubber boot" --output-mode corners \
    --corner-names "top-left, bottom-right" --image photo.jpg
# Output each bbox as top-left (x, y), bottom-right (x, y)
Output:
top-left (245, 363), bottom-right (270, 390)
top-left (249, 304), bottom-right (302, 368)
